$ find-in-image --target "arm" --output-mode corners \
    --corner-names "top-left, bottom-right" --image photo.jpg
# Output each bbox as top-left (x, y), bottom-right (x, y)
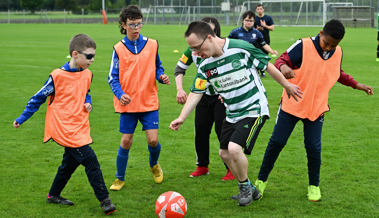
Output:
top-left (262, 44), bottom-right (278, 56)
top-left (266, 63), bottom-right (303, 101)
top-left (174, 65), bottom-right (188, 104)
top-left (338, 70), bottom-right (374, 95)
top-left (13, 76), bottom-right (54, 128)
top-left (169, 92), bottom-right (204, 130)
top-left (84, 89), bottom-right (92, 112)
top-left (155, 52), bottom-right (167, 83)
top-left (108, 50), bottom-right (131, 106)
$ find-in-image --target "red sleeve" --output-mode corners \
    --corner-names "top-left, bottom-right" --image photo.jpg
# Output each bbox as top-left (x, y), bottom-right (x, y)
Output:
top-left (274, 51), bottom-right (295, 70)
top-left (338, 70), bottom-right (358, 88)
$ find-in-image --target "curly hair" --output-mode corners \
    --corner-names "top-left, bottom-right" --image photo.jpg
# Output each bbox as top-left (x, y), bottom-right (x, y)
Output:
top-left (119, 5), bottom-right (143, 35)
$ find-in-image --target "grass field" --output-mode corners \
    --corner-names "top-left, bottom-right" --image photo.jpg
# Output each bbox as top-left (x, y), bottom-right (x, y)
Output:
top-left (0, 23), bottom-right (378, 217)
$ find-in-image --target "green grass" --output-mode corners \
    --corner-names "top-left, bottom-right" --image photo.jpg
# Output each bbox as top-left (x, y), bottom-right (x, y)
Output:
top-left (0, 23), bottom-right (378, 217)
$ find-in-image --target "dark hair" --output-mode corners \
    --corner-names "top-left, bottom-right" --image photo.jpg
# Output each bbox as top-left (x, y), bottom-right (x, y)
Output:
top-left (69, 34), bottom-right (96, 56)
top-left (185, 21), bottom-right (215, 39)
top-left (241, 10), bottom-right (256, 20)
top-left (323, 19), bottom-right (345, 40)
top-left (256, 4), bottom-right (264, 9)
top-left (119, 5), bottom-right (143, 35)
top-left (201, 17), bottom-right (221, 37)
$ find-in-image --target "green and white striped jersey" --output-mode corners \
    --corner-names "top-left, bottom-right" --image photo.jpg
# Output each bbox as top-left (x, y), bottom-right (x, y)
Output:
top-left (190, 38), bottom-right (270, 123)
top-left (177, 47), bottom-right (216, 95)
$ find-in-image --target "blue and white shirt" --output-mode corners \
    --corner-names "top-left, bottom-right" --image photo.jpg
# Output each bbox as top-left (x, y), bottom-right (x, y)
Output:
top-left (15, 62), bottom-right (91, 125)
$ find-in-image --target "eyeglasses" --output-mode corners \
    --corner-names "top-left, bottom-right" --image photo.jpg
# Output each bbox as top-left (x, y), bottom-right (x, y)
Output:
top-left (78, 51), bottom-right (95, 60)
top-left (189, 36), bottom-right (207, 52)
top-left (126, 22), bottom-right (144, 29)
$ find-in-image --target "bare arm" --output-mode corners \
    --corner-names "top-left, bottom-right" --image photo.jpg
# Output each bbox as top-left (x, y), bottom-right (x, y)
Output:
top-left (266, 63), bottom-right (303, 101)
top-left (169, 92), bottom-right (203, 130)
top-left (175, 74), bottom-right (188, 104)
top-left (262, 44), bottom-right (278, 56)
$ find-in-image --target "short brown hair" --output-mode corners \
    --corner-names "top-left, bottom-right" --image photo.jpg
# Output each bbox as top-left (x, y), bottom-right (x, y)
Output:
top-left (185, 21), bottom-right (215, 39)
top-left (69, 34), bottom-right (96, 56)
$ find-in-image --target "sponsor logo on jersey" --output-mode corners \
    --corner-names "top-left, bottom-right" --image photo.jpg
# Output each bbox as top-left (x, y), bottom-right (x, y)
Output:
top-left (211, 69), bottom-right (250, 91)
top-left (231, 60), bottom-right (242, 69)
top-left (180, 54), bottom-right (188, 64)
top-left (206, 67), bottom-right (218, 78)
top-left (194, 78), bottom-right (207, 90)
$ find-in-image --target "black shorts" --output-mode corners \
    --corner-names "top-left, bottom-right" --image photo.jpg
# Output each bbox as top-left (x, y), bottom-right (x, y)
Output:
top-left (220, 116), bottom-right (268, 155)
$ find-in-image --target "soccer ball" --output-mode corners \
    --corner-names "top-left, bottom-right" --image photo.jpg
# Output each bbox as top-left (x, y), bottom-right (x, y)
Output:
top-left (155, 191), bottom-right (187, 218)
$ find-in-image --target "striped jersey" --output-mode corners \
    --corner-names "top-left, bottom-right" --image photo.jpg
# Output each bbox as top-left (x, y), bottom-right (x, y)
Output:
top-left (190, 38), bottom-right (270, 123)
top-left (177, 46), bottom-right (216, 95)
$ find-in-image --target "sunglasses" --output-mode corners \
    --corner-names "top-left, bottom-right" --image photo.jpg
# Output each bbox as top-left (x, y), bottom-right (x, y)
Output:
top-left (78, 51), bottom-right (95, 60)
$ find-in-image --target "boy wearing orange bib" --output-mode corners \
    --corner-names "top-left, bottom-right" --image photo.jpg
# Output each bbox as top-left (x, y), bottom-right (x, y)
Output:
top-left (13, 34), bottom-right (116, 215)
top-left (254, 20), bottom-right (374, 202)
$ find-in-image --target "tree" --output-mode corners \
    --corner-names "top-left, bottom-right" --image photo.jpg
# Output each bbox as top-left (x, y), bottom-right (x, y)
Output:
top-left (20, 0), bottom-right (43, 13)
top-left (55, 0), bottom-right (78, 11)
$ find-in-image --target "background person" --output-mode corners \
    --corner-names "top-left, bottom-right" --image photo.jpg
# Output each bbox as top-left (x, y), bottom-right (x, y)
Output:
top-left (229, 10), bottom-right (278, 77)
top-left (254, 4), bottom-right (275, 47)
top-left (175, 17), bottom-right (234, 180)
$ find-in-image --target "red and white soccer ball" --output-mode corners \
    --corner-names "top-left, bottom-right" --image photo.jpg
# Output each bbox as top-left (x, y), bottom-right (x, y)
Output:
top-left (155, 191), bottom-right (187, 218)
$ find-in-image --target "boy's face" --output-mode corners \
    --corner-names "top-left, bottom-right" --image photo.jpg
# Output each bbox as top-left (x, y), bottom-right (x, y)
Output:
top-left (319, 30), bottom-right (341, 52)
top-left (122, 18), bottom-right (143, 41)
top-left (243, 16), bottom-right (255, 30)
top-left (186, 33), bottom-right (213, 59)
top-left (73, 48), bottom-right (95, 69)
top-left (256, 6), bottom-right (264, 16)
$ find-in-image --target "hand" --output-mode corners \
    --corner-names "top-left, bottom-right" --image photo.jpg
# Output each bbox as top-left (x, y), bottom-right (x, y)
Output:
top-left (13, 120), bottom-right (20, 128)
top-left (280, 64), bottom-right (295, 79)
top-left (356, 83), bottom-right (374, 95)
top-left (260, 20), bottom-right (267, 28)
top-left (256, 26), bottom-right (264, 31)
top-left (176, 89), bottom-right (187, 104)
top-left (120, 94), bottom-right (131, 106)
top-left (284, 83), bottom-right (303, 102)
top-left (169, 118), bottom-right (184, 131)
top-left (272, 50), bottom-right (279, 56)
top-left (84, 103), bottom-right (92, 112)
top-left (160, 74), bottom-right (170, 85)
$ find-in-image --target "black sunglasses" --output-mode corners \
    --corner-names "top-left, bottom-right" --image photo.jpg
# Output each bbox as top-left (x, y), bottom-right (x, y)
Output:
top-left (78, 51), bottom-right (95, 60)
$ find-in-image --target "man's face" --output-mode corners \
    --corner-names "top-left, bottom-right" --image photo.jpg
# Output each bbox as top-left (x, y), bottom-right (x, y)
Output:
top-left (186, 33), bottom-right (212, 59)
top-left (319, 30), bottom-right (341, 52)
top-left (122, 18), bottom-right (143, 41)
top-left (256, 6), bottom-right (264, 16)
top-left (243, 16), bottom-right (255, 30)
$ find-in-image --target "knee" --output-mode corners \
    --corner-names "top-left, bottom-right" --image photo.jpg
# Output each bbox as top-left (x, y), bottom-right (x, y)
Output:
top-left (147, 138), bottom-right (159, 147)
top-left (120, 137), bottom-right (132, 149)
top-left (219, 149), bottom-right (229, 161)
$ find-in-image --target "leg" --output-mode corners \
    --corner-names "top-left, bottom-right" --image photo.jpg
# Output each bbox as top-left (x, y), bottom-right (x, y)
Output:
top-left (302, 116), bottom-right (323, 187)
top-left (194, 95), bottom-right (214, 167)
top-left (49, 148), bottom-right (80, 197)
top-left (141, 111), bottom-right (163, 183)
top-left (116, 113), bottom-right (138, 181)
top-left (219, 142), bottom-right (248, 181)
top-left (79, 145), bottom-right (109, 202)
top-left (258, 109), bottom-right (298, 182)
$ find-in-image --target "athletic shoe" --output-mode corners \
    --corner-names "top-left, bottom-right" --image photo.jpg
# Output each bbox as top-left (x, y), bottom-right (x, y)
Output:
top-left (238, 182), bottom-right (253, 206)
top-left (231, 185), bottom-right (261, 201)
top-left (255, 179), bottom-right (268, 195)
top-left (307, 185), bottom-right (321, 202)
top-left (110, 178), bottom-right (125, 191)
top-left (46, 194), bottom-right (74, 205)
top-left (189, 166), bottom-right (209, 177)
top-left (221, 169), bottom-right (235, 181)
top-left (151, 162), bottom-right (163, 183)
top-left (100, 198), bottom-right (116, 215)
